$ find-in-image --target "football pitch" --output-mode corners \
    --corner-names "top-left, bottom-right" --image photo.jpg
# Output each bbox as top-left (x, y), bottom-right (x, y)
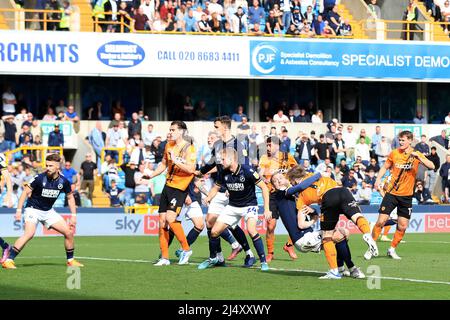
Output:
top-left (0, 233), bottom-right (449, 300)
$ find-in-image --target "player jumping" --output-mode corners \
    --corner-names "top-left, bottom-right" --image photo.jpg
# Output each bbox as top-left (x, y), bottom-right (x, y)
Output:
top-left (199, 148), bottom-right (271, 271)
top-left (2, 153), bottom-right (83, 269)
top-left (366, 130), bottom-right (435, 260)
top-left (147, 121), bottom-right (197, 266)
top-left (258, 136), bottom-right (298, 262)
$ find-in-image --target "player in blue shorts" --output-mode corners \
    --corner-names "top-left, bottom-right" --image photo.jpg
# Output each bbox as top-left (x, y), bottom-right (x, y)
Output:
top-left (2, 153), bottom-right (83, 269)
top-left (270, 171), bottom-right (365, 279)
top-left (199, 148), bottom-right (271, 271)
top-left (0, 153), bottom-right (13, 263)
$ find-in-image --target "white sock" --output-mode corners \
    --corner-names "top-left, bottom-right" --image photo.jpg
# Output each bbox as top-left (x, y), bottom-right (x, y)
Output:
top-left (231, 241), bottom-right (240, 250)
top-left (349, 266), bottom-right (357, 272)
top-left (246, 250), bottom-right (254, 258)
top-left (216, 252), bottom-right (224, 262)
top-left (331, 268), bottom-right (339, 274)
top-left (338, 266), bottom-right (345, 272)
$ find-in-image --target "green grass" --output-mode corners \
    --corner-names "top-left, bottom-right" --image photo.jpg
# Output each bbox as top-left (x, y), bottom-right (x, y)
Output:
top-left (0, 233), bottom-right (449, 300)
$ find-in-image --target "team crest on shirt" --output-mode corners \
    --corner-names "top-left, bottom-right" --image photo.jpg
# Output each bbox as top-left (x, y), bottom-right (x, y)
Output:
top-left (239, 176), bottom-right (245, 182)
top-left (58, 183), bottom-right (63, 189)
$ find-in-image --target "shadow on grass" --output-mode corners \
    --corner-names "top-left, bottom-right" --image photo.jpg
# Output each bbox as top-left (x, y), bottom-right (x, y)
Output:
top-left (0, 284), bottom-right (109, 300)
top-left (264, 269), bottom-right (324, 278)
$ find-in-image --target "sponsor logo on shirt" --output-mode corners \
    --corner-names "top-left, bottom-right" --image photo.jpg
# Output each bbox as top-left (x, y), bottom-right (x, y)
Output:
top-left (41, 188), bottom-right (60, 198)
top-left (226, 183), bottom-right (245, 191)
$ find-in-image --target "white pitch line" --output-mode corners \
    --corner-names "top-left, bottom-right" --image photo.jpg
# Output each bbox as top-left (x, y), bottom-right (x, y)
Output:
top-left (404, 241), bottom-right (450, 244)
top-left (18, 255), bottom-right (450, 286)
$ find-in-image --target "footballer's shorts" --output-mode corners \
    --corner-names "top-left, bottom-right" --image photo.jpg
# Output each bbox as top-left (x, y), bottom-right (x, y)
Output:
top-left (294, 231), bottom-right (322, 253)
top-left (24, 207), bottom-right (64, 230)
top-left (158, 185), bottom-right (188, 215)
top-left (207, 192), bottom-right (229, 215)
top-left (217, 205), bottom-right (258, 229)
top-left (379, 193), bottom-right (412, 220)
top-left (177, 201), bottom-right (204, 222)
top-left (320, 187), bottom-right (361, 231)
top-left (269, 192), bottom-right (280, 219)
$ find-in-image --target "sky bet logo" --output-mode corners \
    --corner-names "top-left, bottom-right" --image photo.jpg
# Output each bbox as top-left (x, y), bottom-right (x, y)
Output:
top-left (251, 43), bottom-right (277, 74)
top-left (115, 215), bottom-right (160, 234)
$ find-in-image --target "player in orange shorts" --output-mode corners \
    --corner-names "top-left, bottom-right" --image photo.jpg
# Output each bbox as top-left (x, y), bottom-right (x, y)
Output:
top-left (259, 136), bottom-right (298, 262)
top-left (147, 121), bottom-right (197, 266)
top-left (366, 130), bottom-right (435, 260)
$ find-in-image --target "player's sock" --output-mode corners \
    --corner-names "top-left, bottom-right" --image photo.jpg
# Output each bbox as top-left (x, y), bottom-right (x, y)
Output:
top-left (66, 248), bottom-right (75, 262)
top-left (391, 229), bottom-right (405, 248)
top-left (323, 239), bottom-right (338, 271)
top-left (8, 246), bottom-right (21, 260)
top-left (335, 240), bottom-right (354, 269)
top-left (230, 226), bottom-right (252, 253)
top-left (356, 216), bottom-right (371, 234)
top-left (372, 225), bottom-right (382, 241)
top-left (385, 219), bottom-right (396, 227)
top-left (0, 237), bottom-right (9, 250)
top-left (216, 251), bottom-right (225, 263)
top-left (220, 228), bottom-right (238, 248)
top-left (169, 221), bottom-right (190, 251)
top-left (186, 227), bottom-right (202, 246)
top-left (383, 225), bottom-right (392, 236)
top-left (159, 227), bottom-right (170, 259)
top-left (286, 237), bottom-right (294, 246)
top-left (207, 228), bottom-right (217, 259)
top-left (251, 234), bottom-right (266, 263)
top-left (266, 232), bottom-right (275, 255)
top-left (168, 229), bottom-right (175, 247)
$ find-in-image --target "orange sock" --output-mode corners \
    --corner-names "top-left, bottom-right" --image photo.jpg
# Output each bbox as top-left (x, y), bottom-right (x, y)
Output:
top-left (372, 225), bottom-right (382, 241)
top-left (356, 216), bottom-right (371, 234)
top-left (286, 237), bottom-right (293, 246)
top-left (159, 227), bottom-right (170, 259)
top-left (383, 225), bottom-right (392, 236)
top-left (266, 232), bottom-right (275, 254)
top-left (323, 240), bottom-right (338, 269)
top-left (169, 221), bottom-right (190, 251)
top-left (391, 229), bottom-right (405, 248)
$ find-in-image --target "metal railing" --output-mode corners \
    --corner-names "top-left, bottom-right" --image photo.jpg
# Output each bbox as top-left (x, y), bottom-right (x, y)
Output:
top-left (4, 146), bottom-right (63, 167)
top-left (100, 147), bottom-right (125, 167)
top-left (124, 205), bottom-right (159, 214)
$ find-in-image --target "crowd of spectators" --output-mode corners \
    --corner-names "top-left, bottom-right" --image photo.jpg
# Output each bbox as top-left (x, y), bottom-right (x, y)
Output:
top-left (423, 0), bottom-right (450, 36)
top-left (87, 0), bottom-right (353, 37)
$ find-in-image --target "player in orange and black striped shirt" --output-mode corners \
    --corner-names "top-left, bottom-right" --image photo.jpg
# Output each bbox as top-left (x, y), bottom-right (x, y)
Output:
top-left (368, 130), bottom-right (435, 260)
top-left (258, 136), bottom-right (298, 262)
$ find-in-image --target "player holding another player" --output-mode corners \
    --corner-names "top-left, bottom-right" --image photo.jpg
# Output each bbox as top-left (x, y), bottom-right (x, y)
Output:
top-left (199, 148), bottom-right (271, 271)
top-left (2, 153), bottom-right (83, 269)
top-left (271, 171), bottom-right (365, 279)
top-left (258, 136), bottom-right (298, 262)
top-left (0, 153), bottom-right (13, 263)
top-left (367, 130), bottom-right (435, 260)
top-left (147, 121), bottom-right (197, 266)
top-left (287, 165), bottom-right (377, 279)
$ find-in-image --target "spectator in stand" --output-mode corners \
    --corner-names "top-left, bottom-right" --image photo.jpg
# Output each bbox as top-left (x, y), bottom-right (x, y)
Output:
top-left (62, 161), bottom-right (79, 185)
top-left (55, 99), bottom-right (66, 114)
top-left (248, 0), bottom-right (265, 26)
top-left (356, 181), bottom-right (372, 205)
top-left (445, 111), bottom-right (450, 124)
top-left (137, 109), bottom-right (149, 122)
top-left (18, 125), bottom-right (33, 147)
top-left (15, 107), bottom-right (27, 123)
top-left (359, 128), bottom-right (371, 146)
top-left (279, 128), bottom-right (291, 153)
top-left (375, 135), bottom-right (391, 167)
top-left (3, 115), bottom-right (17, 151)
top-left (313, 14), bottom-right (325, 35)
top-left (327, 5), bottom-right (342, 34)
top-left (364, 169), bottom-right (377, 189)
top-left (133, 6), bottom-right (151, 30)
top-left (295, 132), bottom-right (313, 164)
top-left (425, 146), bottom-right (440, 191)
top-left (341, 169), bottom-right (358, 189)
top-left (184, 9), bottom-right (198, 31)
top-left (105, 122), bottom-right (126, 161)
top-left (89, 121), bottom-right (106, 171)
top-left (121, 159), bottom-right (138, 206)
top-left (366, 158), bottom-right (380, 173)
top-left (314, 134), bottom-right (329, 165)
top-left (21, 112), bottom-right (33, 129)
top-left (338, 158), bottom-right (350, 176)
top-left (150, 136), bottom-right (164, 164)
top-left (0, 134), bottom-right (8, 153)
top-left (64, 184), bottom-right (81, 207)
top-left (333, 166), bottom-right (343, 185)
top-left (112, 100), bottom-right (126, 120)
top-left (140, 0), bottom-right (154, 20)
top-left (249, 22), bottom-right (264, 35)
top-left (195, 100), bottom-right (211, 120)
top-left (183, 96), bottom-right (195, 121)
top-left (367, 0), bottom-right (381, 19)
top-left (353, 156), bottom-right (367, 172)
top-left (43, 107), bottom-right (57, 121)
top-left (2, 85), bottom-right (17, 116)
top-left (441, 0), bottom-right (450, 34)
top-left (273, 109), bottom-right (290, 123)
top-left (297, 108), bottom-right (311, 122)
top-left (128, 112), bottom-right (142, 138)
top-left (302, 159), bottom-right (314, 173)
top-left (413, 110), bottom-right (427, 124)
top-left (107, 179), bottom-right (125, 207)
top-left (311, 109), bottom-right (323, 123)
top-left (371, 125), bottom-right (382, 151)
top-left (333, 132), bottom-right (346, 164)
top-left (64, 105), bottom-right (80, 123)
top-left (402, 0), bottom-right (419, 40)
top-left (342, 125), bottom-right (357, 162)
top-left (415, 134), bottom-right (430, 155)
top-left (339, 19), bottom-right (352, 36)
top-left (198, 13), bottom-right (212, 31)
top-left (260, 101), bottom-right (272, 122)
top-left (231, 105), bottom-right (247, 122)
top-left (265, 9), bottom-right (282, 34)
top-left (80, 153), bottom-right (97, 201)
top-left (134, 163), bottom-right (153, 203)
top-left (143, 123), bottom-right (157, 147)
top-left (128, 132), bottom-right (142, 149)
top-left (414, 180), bottom-right (435, 205)
top-left (248, 125), bottom-right (263, 163)
top-left (355, 136), bottom-right (371, 166)
top-left (439, 154), bottom-right (450, 195)
top-left (48, 124), bottom-right (64, 147)
top-left (430, 130), bottom-right (449, 149)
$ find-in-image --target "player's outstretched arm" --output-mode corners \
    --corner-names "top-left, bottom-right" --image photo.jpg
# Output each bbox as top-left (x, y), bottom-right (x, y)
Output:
top-left (149, 160), bottom-right (167, 179)
top-left (286, 172), bottom-right (322, 197)
top-left (257, 180), bottom-right (272, 221)
top-left (375, 162), bottom-right (390, 190)
top-left (15, 185), bottom-right (32, 221)
top-left (1, 169), bottom-right (13, 208)
top-left (204, 184), bottom-right (220, 206)
top-left (412, 151), bottom-right (435, 170)
top-left (67, 192), bottom-right (77, 228)
top-left (297, 205), bottom-right (318, 229)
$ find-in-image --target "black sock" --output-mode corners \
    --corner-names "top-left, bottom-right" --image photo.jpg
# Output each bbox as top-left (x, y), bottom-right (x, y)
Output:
top-left (335, 240), bottom-right (354, 269)
top-left (207, 228), bottom-right (219, 259)
top-left (8, 246), bottom-right (21, 260)
top-left (230, 226), bottom-right (251, 252)
top-left (186, 227), bottom-right (202, 246)
top-left (0, 237), bottom-right (9, 250)
top-left (251, 234), bottom-right (266, 263)
top-left (66, 248), bottom-right (75, 260)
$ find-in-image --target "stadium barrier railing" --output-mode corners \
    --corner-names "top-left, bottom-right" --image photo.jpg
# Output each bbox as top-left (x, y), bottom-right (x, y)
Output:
top-left (4, 146), bottom-right (63, 167)
top-left (124, 205), bottom-right (159, 214)
top-left (100, 147), bottom-right (126, 167)
top-left (0, 7), bottom-right (76, 31)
